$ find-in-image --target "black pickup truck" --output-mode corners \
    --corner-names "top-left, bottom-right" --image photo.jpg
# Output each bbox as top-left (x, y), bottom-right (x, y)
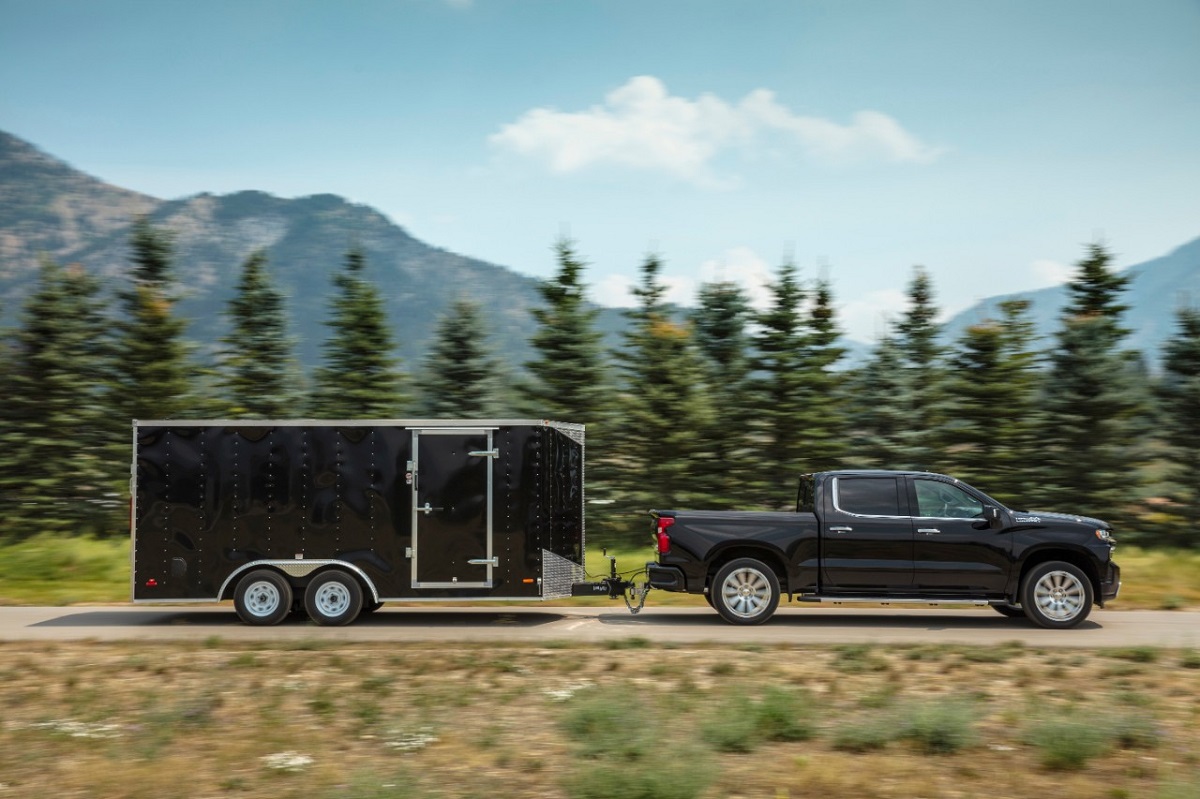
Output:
top-left (646, 470), bottom-right (1121, 628)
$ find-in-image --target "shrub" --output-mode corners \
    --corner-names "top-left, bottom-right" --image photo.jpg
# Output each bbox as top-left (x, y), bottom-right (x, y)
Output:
top-left (900, 698), bottom-right (978, 754)
top-left (1024, 713), bottom-right (1113, 770)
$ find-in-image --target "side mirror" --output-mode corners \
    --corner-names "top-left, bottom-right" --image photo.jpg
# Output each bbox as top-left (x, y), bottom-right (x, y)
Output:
top-left (982, 505), bottom-right (1004, 529)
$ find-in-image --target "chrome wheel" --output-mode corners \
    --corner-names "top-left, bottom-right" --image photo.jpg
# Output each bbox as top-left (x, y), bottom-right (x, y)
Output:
top-left (1032, 570), bottom-right (1087, 622)
top-left (712, 558), bottom-right (780, 625)
top-left (1021, 561), bottom-right (1093, 629)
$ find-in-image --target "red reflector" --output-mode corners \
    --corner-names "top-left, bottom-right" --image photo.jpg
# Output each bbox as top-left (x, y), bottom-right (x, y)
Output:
top-left (145, 578), bottom-right (158, 587)
top-left (655, 517), bottom-right (674, 555)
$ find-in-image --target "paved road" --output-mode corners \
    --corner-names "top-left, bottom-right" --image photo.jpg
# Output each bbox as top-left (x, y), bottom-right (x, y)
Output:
top-left (1, 605), bottom-right (1196, 647)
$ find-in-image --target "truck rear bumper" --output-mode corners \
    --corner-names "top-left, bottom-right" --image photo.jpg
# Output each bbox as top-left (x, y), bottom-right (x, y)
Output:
top-left (646, 563), bottom-right (686, 592)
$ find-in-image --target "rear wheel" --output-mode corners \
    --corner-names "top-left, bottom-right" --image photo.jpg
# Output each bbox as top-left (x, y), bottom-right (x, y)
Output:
top-left (305, 570), bottom-right (364, 626)
top-left (712, 558), bottom-right (780, 625)
top-left (234, 569), bottom-right (292, 626)
top-left (1021, 562), bottom-right (1093, 629)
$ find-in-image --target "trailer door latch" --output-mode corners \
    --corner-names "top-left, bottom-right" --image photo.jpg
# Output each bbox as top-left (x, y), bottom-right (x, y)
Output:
top-left (467, 557), bottom-right (499, 567)
top-left (468, 449), bottom-right (499, 458)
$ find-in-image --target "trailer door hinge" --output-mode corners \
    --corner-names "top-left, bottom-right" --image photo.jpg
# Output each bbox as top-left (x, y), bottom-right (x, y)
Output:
top-left (468, 449), bottom-right (499, 458)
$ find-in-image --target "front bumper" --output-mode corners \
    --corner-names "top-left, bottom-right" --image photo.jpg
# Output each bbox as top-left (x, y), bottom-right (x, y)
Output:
top-left (1099, 560), bottom-right (1121, 605)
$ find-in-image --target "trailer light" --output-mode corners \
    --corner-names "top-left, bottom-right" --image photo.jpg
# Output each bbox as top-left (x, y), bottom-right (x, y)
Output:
top-left (655, 517), bottom-right (675, 555)
top-left (522, 578), bottom-right (535, 584)
top-left (145, 578), bottom-right (158, 587)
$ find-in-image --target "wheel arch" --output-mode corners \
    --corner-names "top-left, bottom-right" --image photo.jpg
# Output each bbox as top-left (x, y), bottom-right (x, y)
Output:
top-left (1016, 548), bottom-right (1103, 606)
top-left (705, 545), bottom-right (790, 595)
top-left (219, 560), bottom-right (379, 604)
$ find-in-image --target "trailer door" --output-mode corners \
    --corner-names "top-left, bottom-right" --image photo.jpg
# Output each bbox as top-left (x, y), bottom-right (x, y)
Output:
top-left (410, 428), bottom-right (497, 589)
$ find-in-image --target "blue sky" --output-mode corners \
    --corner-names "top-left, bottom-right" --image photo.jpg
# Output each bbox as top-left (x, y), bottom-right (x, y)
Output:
top-left (2, 0), bottom-right (1198, 342)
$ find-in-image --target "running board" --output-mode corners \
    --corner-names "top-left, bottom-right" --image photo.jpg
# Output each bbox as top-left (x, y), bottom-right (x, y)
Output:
top-left (793, 596), bottom-right (993, 606)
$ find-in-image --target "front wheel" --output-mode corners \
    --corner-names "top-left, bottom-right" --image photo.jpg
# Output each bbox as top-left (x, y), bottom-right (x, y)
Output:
top-left (711, 558), bottom-right (780, 625)
top-left (1021, 562), bottom-right (1093, 629)
top-left (305, 570), bottom-right (364, 626)
top-left (234, 569), bottom-right (293, 626)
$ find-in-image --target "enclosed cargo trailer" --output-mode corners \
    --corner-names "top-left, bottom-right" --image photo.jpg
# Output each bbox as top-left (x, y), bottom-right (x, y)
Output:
top-left (132, 419), bottom-right (588, 625)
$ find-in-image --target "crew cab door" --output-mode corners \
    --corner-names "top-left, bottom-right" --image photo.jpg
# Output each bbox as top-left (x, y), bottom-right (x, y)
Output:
top-left (820, 475), bottom-right (913, 590)
top-left (907, 477), bottom-right (1011, 594)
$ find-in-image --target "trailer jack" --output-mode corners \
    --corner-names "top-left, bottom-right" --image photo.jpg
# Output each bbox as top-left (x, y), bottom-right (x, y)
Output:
top-left (570, 548), bottom-right (651, 614)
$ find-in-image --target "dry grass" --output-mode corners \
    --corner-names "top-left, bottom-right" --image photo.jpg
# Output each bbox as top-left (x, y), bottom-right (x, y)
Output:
top-left (1, 640), bottom-right (1197, 798)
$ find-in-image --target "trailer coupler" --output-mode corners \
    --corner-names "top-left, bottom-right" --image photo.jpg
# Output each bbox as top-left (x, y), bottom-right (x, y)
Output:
top-left (569, 549), bottom-right (651, 615)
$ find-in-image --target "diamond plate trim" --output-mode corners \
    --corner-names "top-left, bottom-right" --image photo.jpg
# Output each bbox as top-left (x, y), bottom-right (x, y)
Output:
top-left (541, 549), bottom-right (585, 600)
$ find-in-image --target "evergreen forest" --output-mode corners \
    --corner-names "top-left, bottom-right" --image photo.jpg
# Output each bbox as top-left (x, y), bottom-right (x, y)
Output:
top-left (2, 219), bottom-right (1198, 549)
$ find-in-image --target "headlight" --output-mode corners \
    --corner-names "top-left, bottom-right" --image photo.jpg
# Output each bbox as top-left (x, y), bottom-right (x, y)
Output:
top-left (1095, 529), bottom-right (1114, 543)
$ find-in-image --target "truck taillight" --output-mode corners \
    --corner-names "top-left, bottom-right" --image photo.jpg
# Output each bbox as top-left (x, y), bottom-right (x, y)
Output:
top-left (655, 517), bottom-right (674, 555)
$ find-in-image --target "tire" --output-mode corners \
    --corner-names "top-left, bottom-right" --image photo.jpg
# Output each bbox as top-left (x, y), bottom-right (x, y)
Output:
top-left (711, 558), bottom-right (780, 625)
top-left (234, 569), bottom-right (293, 626)
top-left (1021, 561), bottom-right (1093, 629)
top-left (304, 570), bottom-right (364, 626)
top-left (991, 602), bottom-right (1025, 619)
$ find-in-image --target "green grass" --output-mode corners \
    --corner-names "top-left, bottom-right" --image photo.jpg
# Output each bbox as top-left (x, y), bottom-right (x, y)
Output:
top-left (1, 536), bottom-right (1199, 611)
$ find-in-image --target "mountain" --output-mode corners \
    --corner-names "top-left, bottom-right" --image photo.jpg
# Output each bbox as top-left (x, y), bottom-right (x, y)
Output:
top-left (940, 237), bottom-right (1200, 367)
top-left (0, 130), bottom-right (629, 370)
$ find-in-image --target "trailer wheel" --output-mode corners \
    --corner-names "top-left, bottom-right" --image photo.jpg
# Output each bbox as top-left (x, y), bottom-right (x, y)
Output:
top-left (234, 570), bottom-right (293, 626)
top-left (304, 570), bottom-right (364, 626)
top-left (712, 558), bottom-right (780, 625)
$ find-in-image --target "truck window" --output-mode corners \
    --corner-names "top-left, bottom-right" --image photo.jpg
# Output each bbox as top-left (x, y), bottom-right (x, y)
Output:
top-left (914, 480), bottom-right (983, 519)
top-left (835, 477), bottom-right (902, 516)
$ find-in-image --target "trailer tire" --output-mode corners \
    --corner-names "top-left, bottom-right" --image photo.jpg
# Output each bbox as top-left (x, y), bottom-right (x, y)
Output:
top-left (234, 569), bottom-right (293, 626)
top-left (304, 570), bottom-right (364, 626)
top-left (712, 558), bottom-right (780, 625)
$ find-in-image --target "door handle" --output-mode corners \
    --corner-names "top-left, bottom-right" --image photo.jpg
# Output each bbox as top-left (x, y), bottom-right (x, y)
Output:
top-left (419, 502), bottom-right (443, 515)
top-left (829, 526), bottom-right (853, 533)
top-left (918, 528), bottom-right (941, 534)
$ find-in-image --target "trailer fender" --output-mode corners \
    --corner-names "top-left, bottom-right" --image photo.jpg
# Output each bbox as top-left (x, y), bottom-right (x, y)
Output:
top-left (218, 560), bottom-right (380, 604)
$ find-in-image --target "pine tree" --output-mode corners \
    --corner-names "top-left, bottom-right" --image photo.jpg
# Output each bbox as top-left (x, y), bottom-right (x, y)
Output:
top-left (521, 238), bottom-right (609, 421)
top-left (310, 247), bottom-right (408, 417)
top-left (419, 298), bottom-right (501, 417)
top-left (749, 260), bottom-right (809, 506)
top-left (217, 249), bottom-right (302, 417)
top-left (1039, 243), bottom-right (1144, 521)
top-left (891, 266), bottom-right (947, 470)
top-left (112, 216), bottom-right (193, 421)
top-left (943, 300), bottom-right (1043, 504)
top-left (690, 279), bottom-right (754, 506)
top-left (798, 277), bottom-right (849, 472)
top-left (0, 260), bottom-right (118, 539)
top-left (846, 334), bottom-right (910, 467)
top-left (608, 255), bottom-right (714, 528)
top-left (1156, 306), bottom-right (1200, 546)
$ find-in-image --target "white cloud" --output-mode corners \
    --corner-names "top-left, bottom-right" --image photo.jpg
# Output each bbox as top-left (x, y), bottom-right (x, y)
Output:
top-left (592, 271), bottom-right (695, 307)
top-left (1030, 259), bottom-right (1073, 287)
top-left (839, 288), bottom-right (909, 342)
top-left (489, 76), bottom-right (941, 184)
top-left (699, 247), bottom-right (775, 310)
